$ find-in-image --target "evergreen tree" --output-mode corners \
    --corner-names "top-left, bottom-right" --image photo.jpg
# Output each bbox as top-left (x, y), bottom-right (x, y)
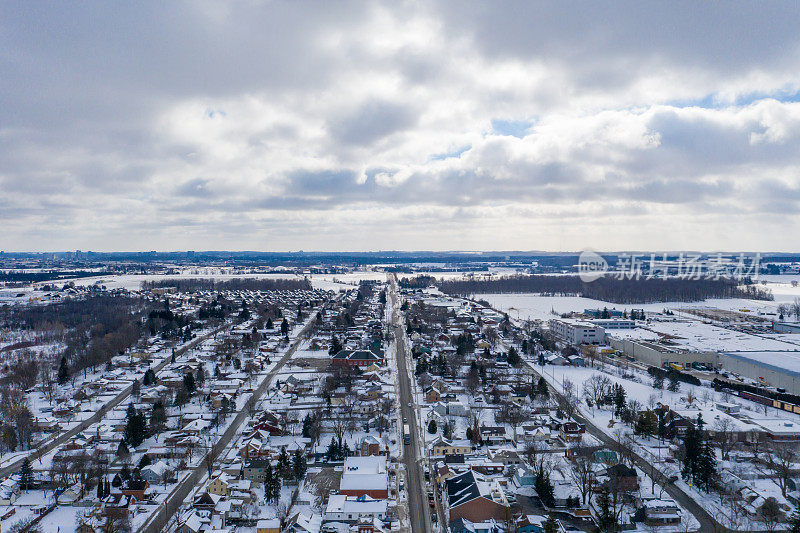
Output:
top-left (681, 424), bottom-right (700, 483)
top-left (277, 447), bottom-right (292, 480)
top-left (326, 439), bottom-right (338, 461)
top-left (281, 318), bottom-right (289, 335)
top-left (534, 470), bottom-right (555, 508)
top-left (594, 487), bottom-right (618, 532)
top-left (634, 410), bottom-right (658, 438)
top-left (667, 374), bottom-right (680, 392)
top-left (175, 387), bottom-right (189, 409)
top-left (507, 346), bottom-right (521, 367)
top-left (120, 464), bottom-right (131, 482)
top-left (442, 420), bottom-right (452, 440)
top-left (697, 439), bottom-right (717, 492)
top-left (329, 335), bottom-right (343, 355)
top-left (183, 372), bottom-right (196, 395)
top-left (58, 356), bottom-right (69, 384)
top-left (292, 449), bottom-right (307, 482)
top-left (613, 384), bottom-right (627, 416)
top-left (138, 454), bottom-right (151, 469)
top-left (427, 419), bottom-right (438, 434)
top-left (264, 463), bottom-right (280, 503)
top-left (97, 477), bottom-right (105, 499)
top-left (681, 414), bottom-right (712, 488)
top-left (150, 400), bottom-right (167, 434)
top-left (117, 440), bottom-right (130, 461)
top-left (266, 317), bottom-right (274, 329)
top-left (652, 373), bottom-right (664, 390)
top-left (124, 404), bottom-right (147, 448)
top-left (143, 367), bottom-right (156, 386)
top-left (537, 377), bottom-right (549, 399)
top-left (19, 458), bottom-right (33, 491)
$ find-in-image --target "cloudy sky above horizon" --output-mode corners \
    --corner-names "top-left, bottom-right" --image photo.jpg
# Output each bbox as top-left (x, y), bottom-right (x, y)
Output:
top-left (2, 1), bottom-right (800, 252)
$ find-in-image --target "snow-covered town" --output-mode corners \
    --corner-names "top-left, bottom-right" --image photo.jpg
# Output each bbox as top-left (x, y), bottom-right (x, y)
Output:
top-left (2, 255), bottom-right (800, 533)
top-left (7, 1), bottom-right (800, 531)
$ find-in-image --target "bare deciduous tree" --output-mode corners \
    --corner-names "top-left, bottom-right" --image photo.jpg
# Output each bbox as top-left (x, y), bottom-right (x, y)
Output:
top-left (763, 441), bottom-right (798, 497)
top-left (569, 455), bottom-right (596, 505)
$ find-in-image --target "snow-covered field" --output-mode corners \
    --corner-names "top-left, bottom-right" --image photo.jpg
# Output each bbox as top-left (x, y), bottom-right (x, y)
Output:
top-left (16, 270), bottom-right (390, 294)
top-left (474, 277), bottom-right (800, 322)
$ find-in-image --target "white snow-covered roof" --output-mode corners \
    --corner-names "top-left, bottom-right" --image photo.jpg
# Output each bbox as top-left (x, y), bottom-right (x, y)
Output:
top-left (340, 456), bottom-right (387, 491)
top-left (325, 494), bottom-right (387, 514)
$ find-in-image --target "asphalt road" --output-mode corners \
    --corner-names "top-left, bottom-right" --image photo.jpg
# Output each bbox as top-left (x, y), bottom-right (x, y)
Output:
top-left (389, 276), bottom-right (431, 533)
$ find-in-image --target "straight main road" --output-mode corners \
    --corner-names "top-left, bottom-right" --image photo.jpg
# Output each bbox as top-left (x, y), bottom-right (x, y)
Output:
top-left (388, 275), bottom-right (431, 533)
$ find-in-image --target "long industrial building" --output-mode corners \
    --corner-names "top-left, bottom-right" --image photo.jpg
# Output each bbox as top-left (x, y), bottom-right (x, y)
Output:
top-left (605, 318), bottom-right (800, 395)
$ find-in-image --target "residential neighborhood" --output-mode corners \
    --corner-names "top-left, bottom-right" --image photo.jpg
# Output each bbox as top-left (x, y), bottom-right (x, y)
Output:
top-left (2, 258), bottom-right (800, 533)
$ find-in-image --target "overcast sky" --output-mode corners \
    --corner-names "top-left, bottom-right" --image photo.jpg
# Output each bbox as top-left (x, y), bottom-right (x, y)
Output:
top-left (2, 1), bottom-right (800, 252)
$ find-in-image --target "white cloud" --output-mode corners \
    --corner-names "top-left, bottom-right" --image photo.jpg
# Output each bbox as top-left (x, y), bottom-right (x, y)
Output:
top-left (1, 1), bottom-right (800, 251)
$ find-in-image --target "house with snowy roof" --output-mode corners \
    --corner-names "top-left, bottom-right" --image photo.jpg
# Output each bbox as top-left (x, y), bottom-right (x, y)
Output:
top-left (324, 494), bottom-right (388, 523)
top-left (444, 470), bottom-right (509, 523)
top-left (339, 456), bottom-right (388, 499)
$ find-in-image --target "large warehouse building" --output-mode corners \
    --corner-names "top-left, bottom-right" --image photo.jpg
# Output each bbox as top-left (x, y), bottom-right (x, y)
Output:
top-left (605, 318), bottom-right (800, 395)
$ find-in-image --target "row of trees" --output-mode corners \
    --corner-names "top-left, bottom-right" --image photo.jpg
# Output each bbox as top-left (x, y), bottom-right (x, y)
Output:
top-left (264, 447), bottom-right (307, 504)
top-left (437, 275), bottom-right (773, 303)
top-left (776, 298), bottom-right (800, 321)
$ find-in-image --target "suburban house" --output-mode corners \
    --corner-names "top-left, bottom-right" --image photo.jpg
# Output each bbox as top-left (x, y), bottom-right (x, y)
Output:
top-left (257, 518), bottom-right (281, 533)
top-left (444, 470), bottom-right (510, 523)
top-left (559, 422), bottom-right (584, 443)
top-left (324, 494), bottom-right (388, 523)
top-left (604, 464), bottom-right (639, 493)
top-left (331, 349), bottom-right (384, 368)
top-left (208, 473), bottom-right (232, 497)
top-left (450, 517), bottom-right (503, 533)
top-left (359, 435), bottom-right (387, 457)
top-left (642, 499), bottom-right (681, 525)
top-left (430, 437), bottom-right (472, 457)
